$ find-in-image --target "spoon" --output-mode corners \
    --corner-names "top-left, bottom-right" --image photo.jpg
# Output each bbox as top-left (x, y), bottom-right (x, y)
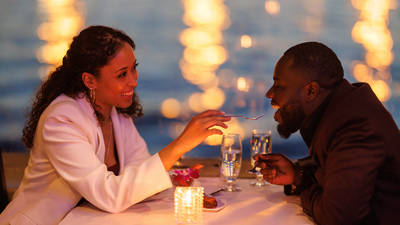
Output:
top-left (225, 113), bottom-right (264, 120)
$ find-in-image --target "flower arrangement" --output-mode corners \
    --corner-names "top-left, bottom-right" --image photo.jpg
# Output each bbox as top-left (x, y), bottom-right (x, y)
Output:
top-left (170, 164), bottom-right (203, 186)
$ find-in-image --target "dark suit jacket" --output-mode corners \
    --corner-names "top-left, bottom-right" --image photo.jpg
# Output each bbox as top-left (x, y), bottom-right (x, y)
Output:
top-left (300, 79), bottom-right (400, 225)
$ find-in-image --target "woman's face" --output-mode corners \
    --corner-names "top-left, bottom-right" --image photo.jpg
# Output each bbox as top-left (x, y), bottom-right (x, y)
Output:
top-left (94, 42), bottom-right (138, 114)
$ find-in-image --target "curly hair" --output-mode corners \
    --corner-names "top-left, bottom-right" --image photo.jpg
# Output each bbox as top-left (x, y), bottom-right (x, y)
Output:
top-left (22, 25), bottom-right (143, 149)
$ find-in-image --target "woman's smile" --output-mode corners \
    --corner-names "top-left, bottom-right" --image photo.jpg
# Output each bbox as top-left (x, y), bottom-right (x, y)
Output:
top-left (121, 90), bottom-right (133, 97)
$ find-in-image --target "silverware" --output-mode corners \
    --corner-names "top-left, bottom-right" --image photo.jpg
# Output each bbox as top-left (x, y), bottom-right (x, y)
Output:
top-left (209, 188), bottom-right (224, 196)
top-left (225, 113), bottom-right (265, 120)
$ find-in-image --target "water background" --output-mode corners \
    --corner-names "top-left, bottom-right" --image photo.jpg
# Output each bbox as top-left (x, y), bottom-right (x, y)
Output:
top-left (1, 0), bottom-right (399, 160)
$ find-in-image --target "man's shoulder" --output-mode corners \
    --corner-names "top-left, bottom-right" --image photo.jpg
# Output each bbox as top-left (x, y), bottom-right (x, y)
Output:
top-left (317, 79), bottom-right (399, 145)
top-left (326, 80), bottom-right (386, 118)
top-left (335, 80), bottom-right (378, 105)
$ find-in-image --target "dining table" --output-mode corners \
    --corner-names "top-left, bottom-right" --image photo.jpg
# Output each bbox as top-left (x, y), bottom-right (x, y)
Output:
top-left (60, 177), bottom-right (314, 225)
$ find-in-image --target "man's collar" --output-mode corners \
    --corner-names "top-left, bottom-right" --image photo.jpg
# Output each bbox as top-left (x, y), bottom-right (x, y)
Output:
top-left (299, 80), bottom-right (343, 147)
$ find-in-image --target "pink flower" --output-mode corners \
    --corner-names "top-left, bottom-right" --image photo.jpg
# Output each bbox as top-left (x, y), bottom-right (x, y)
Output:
top-left (170, 164), bottom-right (203, 186)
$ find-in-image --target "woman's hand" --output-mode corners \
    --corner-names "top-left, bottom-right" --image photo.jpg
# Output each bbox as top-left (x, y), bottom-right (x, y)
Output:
top-left (175, 110), bottom-right (230, 154)
top-left (159, 110), bottom-right (230, 171)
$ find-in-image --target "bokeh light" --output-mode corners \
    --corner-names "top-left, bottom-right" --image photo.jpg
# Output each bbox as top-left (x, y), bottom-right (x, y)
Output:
top-left (352, 62), bottom-right (373, 83)
top-left (204, 118), bottom-right (245, 145)
top-left (188, 93), bottom-right (205, 113)
top-left (265, 0), bottom-right (280, 15)
top-left (371, 80), bottom-right (391, 102)
top-left (180, 28), bottom-right (222, 48)
top-left (36, 0), bottom-right (85, 80)
top-left (237, 77), bottom-right (251, 92)
top-left (160, 0), bottom-right (234, 145)
top-left (351, 0), bottom-right (395, 102)
top-left (161, 98), bottom-right (181, 119)
top-left (182, 0), bottom-right (230, 29)
top-left (240, 35), bottom-right (252, 48)
top-left (201, 88), bottom-right (226, 110)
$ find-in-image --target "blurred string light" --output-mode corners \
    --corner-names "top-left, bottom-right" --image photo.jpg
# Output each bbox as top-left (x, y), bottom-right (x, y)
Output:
top-left (265, 0), bottom-right (280, 15)
top-left (351, 0), bottom-right (397, 102)
top-left (36, 0), bottom-right (85, 80)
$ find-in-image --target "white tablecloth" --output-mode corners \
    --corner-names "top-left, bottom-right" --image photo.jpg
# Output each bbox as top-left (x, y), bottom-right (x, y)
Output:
top-left (60, 177), bottom-right (314, 225)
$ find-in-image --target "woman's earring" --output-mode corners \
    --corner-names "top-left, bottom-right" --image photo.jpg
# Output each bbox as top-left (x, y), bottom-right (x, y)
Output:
top-left (89, 88), bottom-right (96, 104)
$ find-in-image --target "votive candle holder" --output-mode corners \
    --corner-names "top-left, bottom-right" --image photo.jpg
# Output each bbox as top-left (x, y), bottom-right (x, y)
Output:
top-left (174, 186), bottom-right (204, 224)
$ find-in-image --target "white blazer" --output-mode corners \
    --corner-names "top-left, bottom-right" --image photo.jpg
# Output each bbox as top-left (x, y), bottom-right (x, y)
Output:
top-left (0, 94), bottom-right (172, 225)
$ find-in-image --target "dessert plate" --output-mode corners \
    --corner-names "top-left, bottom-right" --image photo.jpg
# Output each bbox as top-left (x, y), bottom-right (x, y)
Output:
top-left (203, 198), bottom-right (227, 212)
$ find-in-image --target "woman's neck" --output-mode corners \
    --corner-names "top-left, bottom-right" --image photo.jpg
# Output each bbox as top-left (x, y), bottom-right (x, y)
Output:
top-left (95, 103), bottom-right (112, 121)
top-left (96, 105), bottom-right (111, 124)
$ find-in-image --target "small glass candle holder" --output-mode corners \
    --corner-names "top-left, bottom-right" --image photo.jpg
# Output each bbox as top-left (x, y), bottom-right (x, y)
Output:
top-left (174, 186), bottom-right (204, 224)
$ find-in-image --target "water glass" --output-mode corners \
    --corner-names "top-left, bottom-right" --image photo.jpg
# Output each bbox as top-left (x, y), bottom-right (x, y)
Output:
top-left (249, 130), bottom-right (272, 187)
top-left (220, 133), bottom-right (242, 192)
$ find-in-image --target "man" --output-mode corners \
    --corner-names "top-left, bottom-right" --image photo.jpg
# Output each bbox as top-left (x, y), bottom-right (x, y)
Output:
top-left (258, 42), bottom-right (400, 225)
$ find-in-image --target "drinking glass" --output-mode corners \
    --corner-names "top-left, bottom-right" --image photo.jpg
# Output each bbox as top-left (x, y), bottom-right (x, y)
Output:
top-left (220, 133), bottom-right (242, 192)
top-left (248, 129), bottom-right (272, 187)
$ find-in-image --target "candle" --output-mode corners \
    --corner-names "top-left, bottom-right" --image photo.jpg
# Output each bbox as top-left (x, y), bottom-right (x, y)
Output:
top-left (174, 186), bottom-right (204, 224)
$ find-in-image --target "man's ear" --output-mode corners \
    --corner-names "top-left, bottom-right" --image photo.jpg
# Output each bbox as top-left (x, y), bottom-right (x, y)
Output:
top-left (303, 81), bottom-right (319, 102)
top-left (82, 72), bottom-right (97, 89)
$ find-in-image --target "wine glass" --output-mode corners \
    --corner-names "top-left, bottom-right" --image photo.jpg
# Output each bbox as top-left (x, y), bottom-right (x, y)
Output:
top-left (220, 133), bottom-right (242, 192)
top-left (248, 129), bottom-right (272, 187)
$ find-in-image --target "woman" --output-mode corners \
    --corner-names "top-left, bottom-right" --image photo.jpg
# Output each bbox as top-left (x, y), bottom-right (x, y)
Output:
top-left (0, 25), bottom-right (230, 225)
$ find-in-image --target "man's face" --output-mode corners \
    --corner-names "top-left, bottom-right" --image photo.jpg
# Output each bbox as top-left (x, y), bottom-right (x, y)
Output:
top-left (265, 58), bottom-right (308, 138)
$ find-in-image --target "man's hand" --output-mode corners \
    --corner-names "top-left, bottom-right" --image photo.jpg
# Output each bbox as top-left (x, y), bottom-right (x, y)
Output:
top-left (255, 153), bottom-right (295, 185)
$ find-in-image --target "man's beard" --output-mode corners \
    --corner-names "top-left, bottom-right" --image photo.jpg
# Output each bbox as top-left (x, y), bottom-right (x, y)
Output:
top-left (276, 102), bottom-right (306, 139)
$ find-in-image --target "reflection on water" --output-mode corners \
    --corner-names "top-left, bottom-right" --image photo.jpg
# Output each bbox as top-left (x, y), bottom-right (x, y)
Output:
top-left (1, 0), bottom-right (399, 157)
top-left (179, 0), bottom-right (229, 112)
top-left (351, 0), bottom-right (397, 102)
top-left (161, 0), bottom-right (399, 146)
top-left (159, 0), bottom-right (246, 145)
top-left (36, 0), bottom-right (85, 80)
top-left (160, 0), bottom-right (231, 126)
